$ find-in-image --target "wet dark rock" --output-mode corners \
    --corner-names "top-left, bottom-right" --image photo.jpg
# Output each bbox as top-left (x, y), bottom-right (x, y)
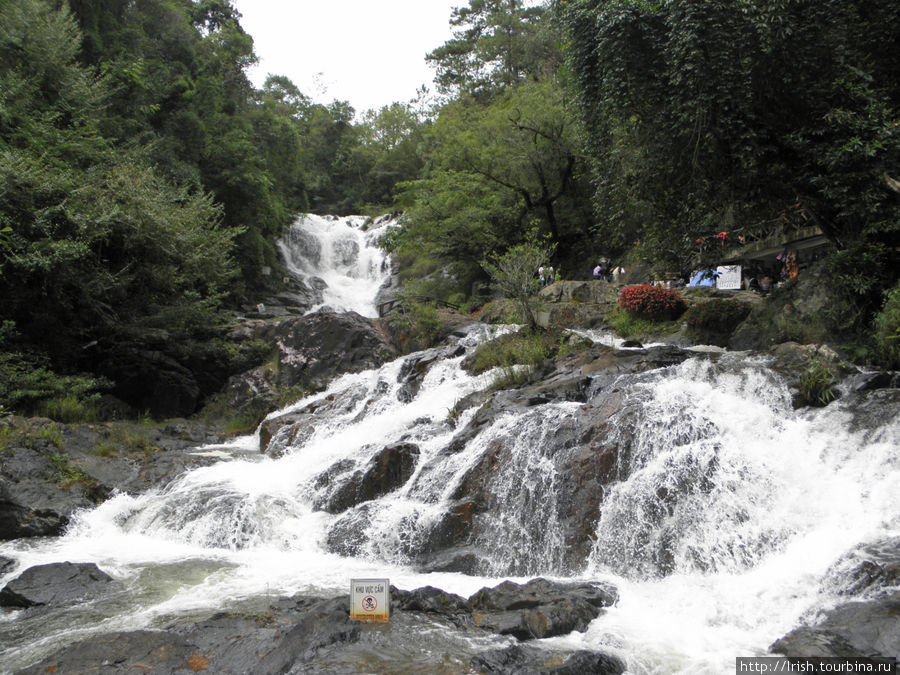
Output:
top-left (391, 585), bottom-right (469, 614)
top-left (396, 346), bottom-right (462, 403)
top-left (260, 382), bottom-right (372, 455)
top-left (471, 644), bottom-right (625, 674)
top-left (412, 345), bottom-right (698, 574)
top-left (320, 443), bottom-right (419, 514)
top-left (0, 562), bottom-right (118, 608)
top-left (325, 504), bottom-right (375, 557)
top-left (821, 537), bottom-right (900, 598)
top-left (16, 581), bottom-right (618, 673)
top-left (0, 444), bottom-right (95, 540)
top-left (466, 578), bottom-right (617, 640)
top-left (770, 595), bottom-right (900, 659)
top-left (18, 630), bottom-right (202, 674)
top-left (169, 595), bottom-right (360, 673)
top-left (273, 311), bottom-right (397, 391)
top-left (19, 595), bottom-right (361, 674)
top-left (834, 389), bottom-right (900, 437)
top-left (392, 578), bottom-right (617, 642)
top-left (0, 555), bottom-right (14, 576)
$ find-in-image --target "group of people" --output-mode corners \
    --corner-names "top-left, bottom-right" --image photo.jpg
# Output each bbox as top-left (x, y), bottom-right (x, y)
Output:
top-left (593, 260), bottom-right (611, 282)
top-left (538, 265), bottom-right (560, 286)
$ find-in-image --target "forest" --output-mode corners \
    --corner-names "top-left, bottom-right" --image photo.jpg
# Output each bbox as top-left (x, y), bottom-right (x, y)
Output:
top-left (1, 0), bottom-right (898, 418)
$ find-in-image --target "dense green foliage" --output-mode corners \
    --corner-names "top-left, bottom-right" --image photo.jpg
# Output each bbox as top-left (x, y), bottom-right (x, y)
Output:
top-left (563, 0), bottom-right (899, 264)
top-left (0, 0), bottom-right (429, 415)
top-left (683, 299), bottom-right (750, 333)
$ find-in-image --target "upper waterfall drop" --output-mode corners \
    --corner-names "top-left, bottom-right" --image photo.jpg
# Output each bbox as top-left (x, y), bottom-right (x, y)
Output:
top-left (277, 213), bottom-right (394, 318)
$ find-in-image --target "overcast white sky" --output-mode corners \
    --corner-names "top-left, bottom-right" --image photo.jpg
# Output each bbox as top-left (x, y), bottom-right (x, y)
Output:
top-left (231, 0), bottom-right (461, 113)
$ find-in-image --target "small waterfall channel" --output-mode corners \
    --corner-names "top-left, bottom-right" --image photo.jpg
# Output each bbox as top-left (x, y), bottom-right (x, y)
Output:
top-left (277, 213), bottom-right (393, 317)
top-left (1, 219), bottom-right (897, 672)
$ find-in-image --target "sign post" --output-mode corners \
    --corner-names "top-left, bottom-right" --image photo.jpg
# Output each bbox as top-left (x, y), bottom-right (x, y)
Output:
top-left (350, 578), bottom-right (390, 623)
top-left (716, 265), bottom-right (742, 290)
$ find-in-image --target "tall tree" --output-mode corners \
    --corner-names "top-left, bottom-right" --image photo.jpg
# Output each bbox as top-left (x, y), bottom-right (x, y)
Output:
top-left (427, 0), bottom-right (559, 99)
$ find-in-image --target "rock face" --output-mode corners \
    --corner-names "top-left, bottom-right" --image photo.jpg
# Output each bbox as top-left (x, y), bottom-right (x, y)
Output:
top-left (318, 443), bottom-right (419, 514)
top-left (17, 631), bottom-right (202, 675)
top-left (273, 311), bottom-right (397, 390)
top-left (0, 416), bottom-right (230, 541)
top-left (0, 562), bottom-right (118, 608)
top-left (20, 580), bottom-right (619, 674)
top-left (226, 311), bottom-right (400, 434)
top-left (538, 280), bottom-right (620, 307)
top-left (411, 344), bottom-right (699, 574)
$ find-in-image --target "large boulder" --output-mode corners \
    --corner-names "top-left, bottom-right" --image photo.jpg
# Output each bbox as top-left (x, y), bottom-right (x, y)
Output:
top-left (414, 344), bottom-right (697, 574)
top-left (821, 537), bottom-right (900, 598)
top-left (0, 562), bottom-right (119, 608)
top-left (539, 280), bottom-right (619, 307)
top-left (392, 578), bottom-right (617, 642)
top-left (0, 428), bottom-right (98, 539)
top-left (466, 577), bottom-right (618, 640)
top-left (0, 416), bottom-right (229, 540)
top-left (772, 538), bottom-right (900, 660)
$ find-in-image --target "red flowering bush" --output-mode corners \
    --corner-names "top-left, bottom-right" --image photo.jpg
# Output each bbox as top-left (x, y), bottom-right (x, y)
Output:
top-left (618, 284), bottom-right (685, 319)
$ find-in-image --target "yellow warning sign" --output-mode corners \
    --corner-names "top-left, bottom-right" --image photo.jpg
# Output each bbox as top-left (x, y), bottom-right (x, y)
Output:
top-left (350, 578), bottom-right (390, 623)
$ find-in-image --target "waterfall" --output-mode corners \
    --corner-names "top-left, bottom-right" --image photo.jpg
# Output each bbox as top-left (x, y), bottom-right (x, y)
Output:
top-left (1, 326), bottom-right (897, 672)
top-left (277, 213), bottom-right (393, 317)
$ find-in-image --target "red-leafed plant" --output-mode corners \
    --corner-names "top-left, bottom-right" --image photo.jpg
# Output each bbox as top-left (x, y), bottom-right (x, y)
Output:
top-left (618, 284), bottom-right (686, 319)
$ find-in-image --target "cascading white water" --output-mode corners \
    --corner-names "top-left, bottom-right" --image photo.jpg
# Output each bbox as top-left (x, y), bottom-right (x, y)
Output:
top-left (1, 327), bottom-right (897, 671)
top-left (277, 213), bottom-right (393, 317)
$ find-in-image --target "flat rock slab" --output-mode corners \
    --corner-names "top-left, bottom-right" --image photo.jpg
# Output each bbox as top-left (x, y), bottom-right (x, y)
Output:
top-left (0, 562), bottom-right (119, 608)
top-left (14, 581), bottom-right (622, 673)
top-left (17, 630), bottom-right (202, 674)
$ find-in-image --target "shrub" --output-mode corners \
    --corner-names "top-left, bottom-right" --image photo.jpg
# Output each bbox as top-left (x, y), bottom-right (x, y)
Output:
top-left (39, 395), bottom-right (100, 424)
top-left (606, 308), bottom-right (657, 339)
top-left (618, 285), bottom-right (685, 320)
top-left (798, 355), bottom-right (837, 407)
top-left (466, 330), bottom-right (551, 374)
top-left (873, 283), bottom-right (900, 369)
top-left (683, 300), bottom-right (751, 335)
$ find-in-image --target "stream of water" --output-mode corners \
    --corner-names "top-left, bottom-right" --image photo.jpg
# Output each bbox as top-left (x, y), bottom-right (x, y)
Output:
top-left (1, 216), bottom-right (897, 673)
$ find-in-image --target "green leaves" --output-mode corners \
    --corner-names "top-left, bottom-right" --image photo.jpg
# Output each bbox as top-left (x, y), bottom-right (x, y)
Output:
top-left (564, 0), bottom-right (900, 274)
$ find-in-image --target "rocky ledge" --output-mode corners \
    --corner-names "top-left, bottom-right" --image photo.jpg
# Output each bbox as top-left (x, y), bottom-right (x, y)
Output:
top-left (0, 416), bottom-right (232, 541)
top-left (10, 572), bottom-right (622, 674)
